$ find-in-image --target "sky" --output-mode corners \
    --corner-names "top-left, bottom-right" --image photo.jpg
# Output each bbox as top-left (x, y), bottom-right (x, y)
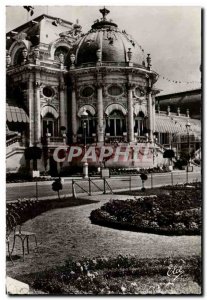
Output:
top-left (6, 5), bottom-right (201, 95)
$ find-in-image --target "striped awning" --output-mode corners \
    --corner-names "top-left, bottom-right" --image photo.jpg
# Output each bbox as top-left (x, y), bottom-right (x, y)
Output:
top-left (155, 114), bottom-right (201, 136)
top-left (6, 99), bottom-right (29, 123)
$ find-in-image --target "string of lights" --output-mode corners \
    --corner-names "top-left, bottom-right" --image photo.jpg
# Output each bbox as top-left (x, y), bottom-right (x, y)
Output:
top-left (157, 75), bottom-right (201, 85)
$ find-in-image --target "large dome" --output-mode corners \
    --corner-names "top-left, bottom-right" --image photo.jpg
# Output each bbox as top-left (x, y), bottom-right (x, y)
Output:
top-left (72, 8), bottom-right (145, 67)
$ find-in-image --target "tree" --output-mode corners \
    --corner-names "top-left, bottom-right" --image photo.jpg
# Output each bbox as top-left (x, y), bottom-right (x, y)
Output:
top-left (140, 173), bottom-right (148, 191)
top-left (163, 149), bottom-right (175, 168)
top-left (52, 178), bottom-right (63, 200)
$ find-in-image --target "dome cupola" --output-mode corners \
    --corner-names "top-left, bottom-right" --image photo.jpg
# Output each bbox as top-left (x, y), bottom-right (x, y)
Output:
top-left (72, 7), bottom-right (146, 67)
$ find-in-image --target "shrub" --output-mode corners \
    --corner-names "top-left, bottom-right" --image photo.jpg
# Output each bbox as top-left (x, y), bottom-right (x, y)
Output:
top-left (52, 178), bottom-right (63, 200)
top-left (90, 187), bottom-right (201, 235)
top-left (27, 256), bottom-right (201, 294)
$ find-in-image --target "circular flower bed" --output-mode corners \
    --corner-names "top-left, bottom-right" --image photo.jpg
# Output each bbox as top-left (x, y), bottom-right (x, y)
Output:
top-left (90, 188), bottom-right (201, 235)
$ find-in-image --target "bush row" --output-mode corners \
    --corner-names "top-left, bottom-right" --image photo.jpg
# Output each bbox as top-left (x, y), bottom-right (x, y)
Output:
top-left (20, 255), bottom-right (201, 294)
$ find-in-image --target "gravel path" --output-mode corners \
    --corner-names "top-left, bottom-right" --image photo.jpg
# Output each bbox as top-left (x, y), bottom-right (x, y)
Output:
top-left (7, 195), bottom-right (201, 278)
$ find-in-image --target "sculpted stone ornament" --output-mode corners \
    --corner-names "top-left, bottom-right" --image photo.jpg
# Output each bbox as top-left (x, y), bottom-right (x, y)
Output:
top-left (127, 48), bottom-right (132, 62)
top-left (126, 82), bottom-right (136, 90)
top-left (6, 54), bottom-right (11, 67)
top-left (33, 47), bottom-right (40, 59)
top-left (21, 48), bottom-right (28, 64)
top-left (147, 53), bottom-right (152, 70)
top-left (59, 19), bottom-right (83, 40)
top-left (59, 53), bottom-right (64, 64)
top-left (13, 32), bottom-right (27, 43)
top-left (33, 47), bottom-right (40, 65)
top-left (59, 53), bottom-right (65, 69)
top-left (96, 49), bottom-right (102, 65)
top-left (70, 53), bottom-right (75, 69)
top-left (34, 81), bottom-right (42, 88)
top-left (96, 81), bottom-right (104, 89)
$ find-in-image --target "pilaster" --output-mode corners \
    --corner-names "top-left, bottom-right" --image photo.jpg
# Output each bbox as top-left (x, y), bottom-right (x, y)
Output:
top-left (28, 74), bottom-right (35, 146)
top-left (96, 81), bottom-right (104, 143)
top-left (34, 71), bottom-right (41, 145)
top-left (59, 74), bottom-right (66, 129)
top-left (71, 79), bottom-right (77, 143)
top-left (126, 82), bottom-right (135, 142)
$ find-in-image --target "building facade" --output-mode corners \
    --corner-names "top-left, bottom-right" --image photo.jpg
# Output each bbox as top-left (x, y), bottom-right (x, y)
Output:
top-left (6, 8), bottom-right (201, 174)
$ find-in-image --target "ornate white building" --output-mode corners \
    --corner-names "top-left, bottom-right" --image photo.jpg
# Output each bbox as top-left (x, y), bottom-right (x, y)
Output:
top-left (6, 8), bottom-right (201, 174)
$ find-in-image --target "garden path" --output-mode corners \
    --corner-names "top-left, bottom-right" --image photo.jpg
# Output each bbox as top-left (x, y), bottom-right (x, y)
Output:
top-left (7, 195), bottom-right (201, 278)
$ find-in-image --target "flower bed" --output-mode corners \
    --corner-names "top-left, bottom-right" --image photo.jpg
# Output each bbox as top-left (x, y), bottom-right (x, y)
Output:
top-left (90, 188), bottom-right (201, 235)
top-left (19, 255), bottom-right (201, 294)
top-left (163, 182), bottom-right (201, 191)
top-left (6, 197), bottom-right (96, 234)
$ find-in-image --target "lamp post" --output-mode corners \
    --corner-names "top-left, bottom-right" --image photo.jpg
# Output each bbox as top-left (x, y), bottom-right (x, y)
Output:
top-left (145, 132), bottom-right (149, 143)
top-left (185, 120), bottom-right (191, 183)
top-left (81, 107), bottom-right (88, 178)
top-left (153, 134), bottom-right (157, 165)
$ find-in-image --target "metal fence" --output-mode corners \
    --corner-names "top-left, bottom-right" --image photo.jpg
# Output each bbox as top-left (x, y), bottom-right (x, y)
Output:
top-left (6, 170), bottom-right (201, 202)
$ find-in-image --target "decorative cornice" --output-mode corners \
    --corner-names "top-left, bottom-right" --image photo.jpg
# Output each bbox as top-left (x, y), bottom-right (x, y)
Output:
top-left (68, 65), bottom-right (157, 79)
top-left (6, 63), bottom-right (68, 76)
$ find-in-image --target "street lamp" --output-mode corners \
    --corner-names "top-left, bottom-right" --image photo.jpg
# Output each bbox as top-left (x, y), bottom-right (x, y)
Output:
top-left (185, 120), bottom-right (191, 183)
top-left (81, 107), bottom-right (88, 178)
top-left (153, 134), bottom-right (157, 165)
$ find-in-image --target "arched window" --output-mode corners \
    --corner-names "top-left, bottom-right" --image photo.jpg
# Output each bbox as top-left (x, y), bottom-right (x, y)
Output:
top-left (42, 113), bottom-right (59, 137)
top-left (134, 111), bottom-right (145, 136)
top-left (107, 110), bottom-right (126, 137)
top-left (79, 111), bottom-right (96, 137)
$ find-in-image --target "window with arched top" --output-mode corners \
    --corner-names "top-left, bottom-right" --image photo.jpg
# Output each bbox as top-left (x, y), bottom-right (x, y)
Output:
top-left (79, 111), bottom-right (96, 137)
top-left (42, 112), bottom-right (59, 137)
top-left (107, 110), bottom-right (126, 137)
top-left (134, 111), bottom-right (146, 136)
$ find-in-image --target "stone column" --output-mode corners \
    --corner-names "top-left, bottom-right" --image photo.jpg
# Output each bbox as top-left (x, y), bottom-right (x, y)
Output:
top-left (28, 74), bottom-right (35, 146)
top-left (127, 83), bottom-right (134, 143)
top-left (59, 75), bottom-right (66, 129)
top-left (152, 94), bottom-right (156, 135)
top-left (97, 83), bottom-right (104, 143)
top-left (34, 72), bottom-right (41, 145)
top-left (147, 78), bottom-right (153, 142)
top-left (71, 87), bottom-right (77, 143)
